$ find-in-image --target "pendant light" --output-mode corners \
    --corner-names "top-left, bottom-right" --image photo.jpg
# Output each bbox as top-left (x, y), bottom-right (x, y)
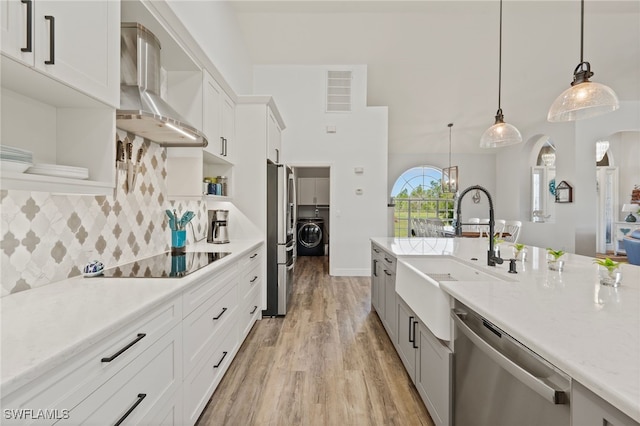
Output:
top-left (480, 0), bottom-right (522, 148)
top-left (547, 0), bottom-right (619, 122)
top-left (442, 123), bottom-right (459, 193)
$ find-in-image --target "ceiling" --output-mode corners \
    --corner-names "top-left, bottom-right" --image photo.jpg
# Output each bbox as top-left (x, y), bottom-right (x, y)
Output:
top-left (230, 1), bottom-right (640, 154)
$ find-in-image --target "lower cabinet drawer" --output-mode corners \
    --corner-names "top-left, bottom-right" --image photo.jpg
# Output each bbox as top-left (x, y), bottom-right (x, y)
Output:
top-left (183, 322), bottom-right (238, 426)
top-left (240, 263), bottom-right (261, 300)
top-left (183, 278), bottom-right (238, 376)
top-left (240, 285), bottom-right (261, 338)
top-left (64, 324), bottom-right (182, 425)
top-left (1, 298), bottom-right (182, 425)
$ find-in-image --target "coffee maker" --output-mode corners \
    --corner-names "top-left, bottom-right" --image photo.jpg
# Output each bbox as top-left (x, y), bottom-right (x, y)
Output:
top-left (208, 209), bottom-right (229, 244)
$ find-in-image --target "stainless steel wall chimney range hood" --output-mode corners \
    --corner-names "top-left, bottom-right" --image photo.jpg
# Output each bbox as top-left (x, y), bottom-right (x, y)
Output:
top-left (116, 23), bottom-right (207, 148)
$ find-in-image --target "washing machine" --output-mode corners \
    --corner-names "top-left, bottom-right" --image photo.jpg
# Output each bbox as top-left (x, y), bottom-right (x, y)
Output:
top-left (297, 218), bottom-right (325, 256)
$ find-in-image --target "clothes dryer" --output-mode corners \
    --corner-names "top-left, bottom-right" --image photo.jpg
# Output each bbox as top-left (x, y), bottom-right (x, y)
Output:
top-left (296, 218), bottom-right (325, 256)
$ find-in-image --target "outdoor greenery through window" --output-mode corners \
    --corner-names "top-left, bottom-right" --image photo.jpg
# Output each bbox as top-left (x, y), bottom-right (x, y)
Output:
top-left (392, 166), bottom-right (455, 237)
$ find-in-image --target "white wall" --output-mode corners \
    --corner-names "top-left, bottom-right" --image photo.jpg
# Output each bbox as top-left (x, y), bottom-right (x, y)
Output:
top-left (253, 65), bottom-right (388, 276)
top-left (167, 1), bottom-right (253, 95)
top-left (496, 101), bottom-right (640, 255)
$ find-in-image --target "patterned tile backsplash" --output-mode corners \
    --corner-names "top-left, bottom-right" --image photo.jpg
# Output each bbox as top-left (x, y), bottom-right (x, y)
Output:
top-left (0, 130), bottom-right (207, 297)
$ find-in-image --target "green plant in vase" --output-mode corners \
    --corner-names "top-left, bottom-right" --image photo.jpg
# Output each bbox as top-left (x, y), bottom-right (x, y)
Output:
top-left (512, 243), bottom-right (527, 261)
top-left (491, 234), bottom-right (504, 257)
top-left (593, 257), bottom-right (624, 287)
top-left (546, 248), bottom-right (565, 271)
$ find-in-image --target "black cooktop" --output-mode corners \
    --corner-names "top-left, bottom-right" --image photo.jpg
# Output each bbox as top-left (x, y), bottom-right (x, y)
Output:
top-left (100, 251), bottom-right (231, 278)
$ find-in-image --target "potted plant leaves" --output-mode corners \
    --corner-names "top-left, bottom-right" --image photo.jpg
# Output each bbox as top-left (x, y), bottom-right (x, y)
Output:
top-left (593, 257), bottom-right (623, 287)
top-left (511, 243), bottom-right (527, 261)
top-left (546, 248), bottom-right (565, 271)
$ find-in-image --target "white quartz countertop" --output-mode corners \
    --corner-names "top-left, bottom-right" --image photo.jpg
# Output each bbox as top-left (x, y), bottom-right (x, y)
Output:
top-left (0, 238), bottom-right (263, 397)
top-left (371, 237), bottom-right (640, 423)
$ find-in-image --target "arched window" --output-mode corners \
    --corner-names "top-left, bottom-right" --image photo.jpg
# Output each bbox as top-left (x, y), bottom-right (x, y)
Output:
top-left (392, 166), bottom-right (454, 237)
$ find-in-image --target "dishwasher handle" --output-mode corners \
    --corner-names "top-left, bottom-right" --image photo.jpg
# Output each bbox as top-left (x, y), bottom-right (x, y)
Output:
top-left (452, 309), bottom-right (568, 405)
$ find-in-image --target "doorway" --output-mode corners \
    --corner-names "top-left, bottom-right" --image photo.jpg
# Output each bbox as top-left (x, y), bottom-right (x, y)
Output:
top-left (294, 166), bottom-right (330, 258)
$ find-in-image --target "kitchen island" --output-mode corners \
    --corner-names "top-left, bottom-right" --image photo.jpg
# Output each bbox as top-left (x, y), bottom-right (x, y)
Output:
top-left (371, 237), bottom-right (640, 425)
top-left (0, 238), bottom-right (263, 425)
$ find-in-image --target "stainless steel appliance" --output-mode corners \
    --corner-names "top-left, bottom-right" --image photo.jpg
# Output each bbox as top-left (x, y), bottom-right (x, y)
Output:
top-left (209, 209), bottom-right (229, 244)
top-left (265, 161), bottom-right (296, 316)
top-left (452, 301), bottom-right (570, 426)
top-left (98, 252), bottom-right (230, 278)
top-left (116, 23), bottom-right (207, 147)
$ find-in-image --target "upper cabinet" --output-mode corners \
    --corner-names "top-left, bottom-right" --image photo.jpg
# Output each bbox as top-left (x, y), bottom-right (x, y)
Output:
top-left (1, 0), bottom-right (119, 195)
top-left (1, 0), bottom-right (120, 107)
top-left (203, 70), bottom-right (235, 164)
top-left (267, 109), bottom-right (282, 163)
top-left (298, 177), bottom-right (330, 205)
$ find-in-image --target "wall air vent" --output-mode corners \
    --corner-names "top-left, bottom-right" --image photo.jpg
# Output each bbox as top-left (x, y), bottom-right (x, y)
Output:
top-left (326, 70), bottom-right (352, 112)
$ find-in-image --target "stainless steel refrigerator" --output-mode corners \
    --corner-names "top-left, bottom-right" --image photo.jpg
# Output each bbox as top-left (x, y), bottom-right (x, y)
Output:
top-left (264, 161), bottom-right (295, 316)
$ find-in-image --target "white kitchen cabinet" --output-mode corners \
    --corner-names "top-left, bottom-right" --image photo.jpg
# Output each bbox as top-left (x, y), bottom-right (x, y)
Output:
top-left (371, 244), bottom-right (384, 313)
top-left (1, 0), bottom-right (120, 107)
top-left (297, 177), bottom-right (330, 205)
top-left (267, 108), bottom-right (282, 163)
top-left (203, 70), bottom-right (235, 163)
top-left (395, 297), bottom-right (452, 426)
top-left (415, 321), bottom-right (452, 426)
top-left (0, 0), bottom-right (119, 195)
top-left (0, 297), bottom-right (183, 425)
top-left (572, 381), bottom-right (639, 426)
top-left (381, 253), bottom-right (397, 343)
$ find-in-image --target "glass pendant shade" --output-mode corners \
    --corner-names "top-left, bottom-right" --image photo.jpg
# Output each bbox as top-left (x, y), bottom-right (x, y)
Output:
top-left (480, 114), bottom-right (523, 148)
top-left (547, 81), bottom-right (620, 122)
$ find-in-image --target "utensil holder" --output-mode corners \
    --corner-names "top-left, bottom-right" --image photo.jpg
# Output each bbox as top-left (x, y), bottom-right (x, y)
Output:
top-left (171, 230), bottom-right (186, 254)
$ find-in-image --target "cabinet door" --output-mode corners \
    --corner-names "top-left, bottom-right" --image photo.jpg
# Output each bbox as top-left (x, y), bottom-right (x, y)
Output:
top-left (315, 177), bottom-right (330, 205)
top-left (267, 108), bottom-right (282, 163)
top-left (297, 178), bottom-right (316, 205)
top-left (572, 381), bottom-right (639, 426)
top-left (1, 0), bottom-right (35, 65)
top-left (396, 299), bottom-right (417, 380)
top-left (221, 92), bottom-right (235, 162)
top-left (371, 248), bottom-right (383, 312)
top-left (383, 269), bottom-right (397, 343)
top-left (203, 71), bottom-right (223, 158)
top-left (34, 0), bottom-right (119, 107)
top-left (416, 322), bottom-right (452, 426)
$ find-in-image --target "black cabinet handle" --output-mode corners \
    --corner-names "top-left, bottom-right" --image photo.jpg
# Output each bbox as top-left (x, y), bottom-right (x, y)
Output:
top-left (408, 316), bottom-right (415, 343)
top-left (213, 351), bottom-right (228, 368)
top-left (212, 307), bottom-right (227, 320)
top-left (250, 253), bottom-right (258, 259)
top-left (114, 393), bottom-right (146, 426)
top-left (373, 248), bottom-right (380, 253)
top-left (44, 15), bottom-right (54, 64)
top-left (384, 270), bottom-right (392, 276)
top-left (384, 257), bottom-right (393, 264)
top-left (250, 305), bottom-right (258, 314)
top-left (373, 259), bottom-right (378, 277)
top-left (412, 321), bottom-right (419, 349)
top-left (101, 333), bottom-right (146, 362)
top-left (220, 137), bottom-right (225, 156)
top-left (250, 276), bottom-right (258, 283)
top-left (275, 148), bottom-right (280, 163)
top-left (21, 0), bottom-right (32, 52)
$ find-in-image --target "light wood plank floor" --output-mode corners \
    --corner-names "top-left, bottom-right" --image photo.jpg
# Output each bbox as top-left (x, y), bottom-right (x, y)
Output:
top-left (196, 256), bottom-right (434, 426)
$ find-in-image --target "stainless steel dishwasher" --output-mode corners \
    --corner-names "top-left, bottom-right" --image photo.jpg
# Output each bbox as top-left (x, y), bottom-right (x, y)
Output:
top-left (452, 302), bottom-right (570, 426)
